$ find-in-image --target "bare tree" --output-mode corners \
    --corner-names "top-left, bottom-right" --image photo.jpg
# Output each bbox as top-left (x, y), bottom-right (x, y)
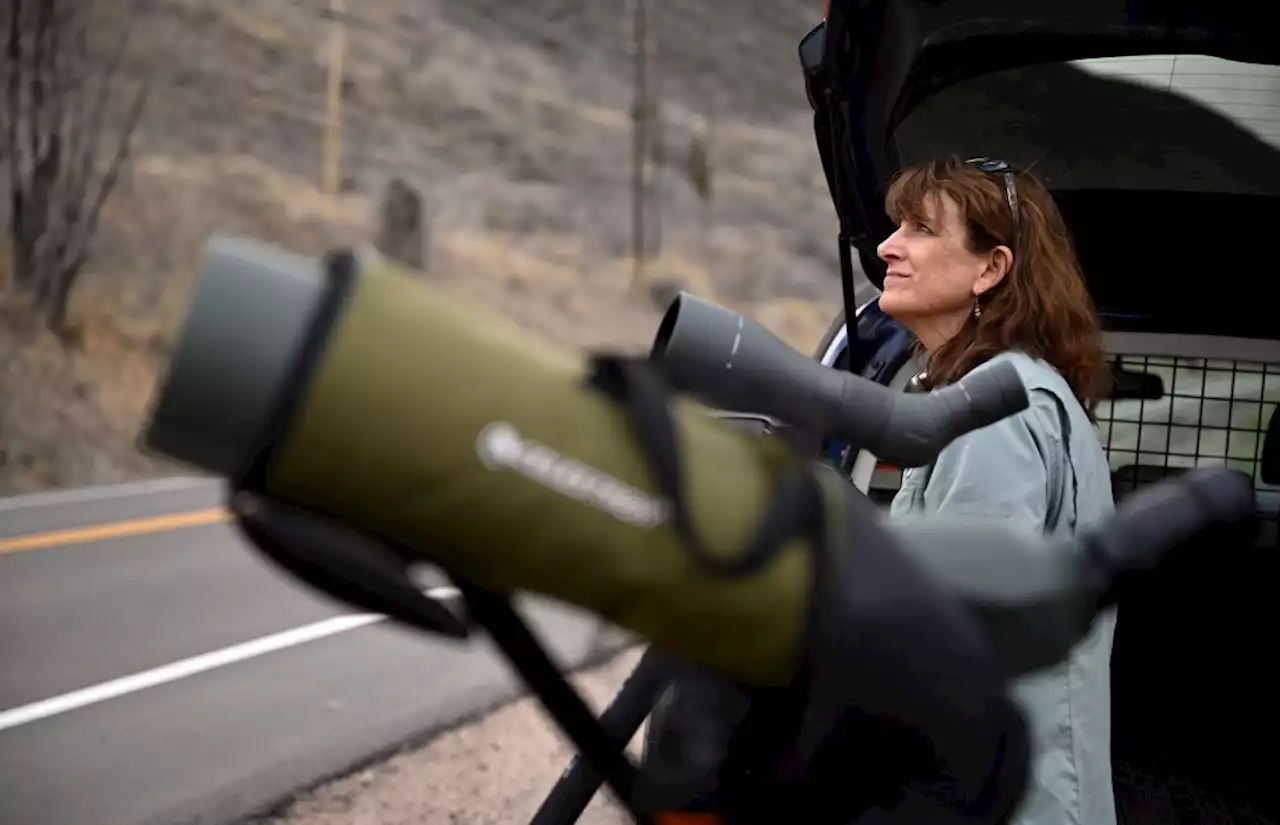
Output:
top-left (3, 0), bottom-right (149, 333)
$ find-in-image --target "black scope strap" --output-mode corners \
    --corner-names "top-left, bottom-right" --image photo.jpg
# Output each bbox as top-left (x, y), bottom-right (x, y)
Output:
top-left (484, 353), bottom-right (831, 825)
top-left (587, 353), bottom-right (826, 578)
top-left (510, 352), bottom-right (826, 821)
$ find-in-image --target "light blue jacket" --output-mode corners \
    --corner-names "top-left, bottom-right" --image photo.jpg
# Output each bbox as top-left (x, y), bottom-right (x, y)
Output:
top-left (889, 349), bottom-right (1118, 825)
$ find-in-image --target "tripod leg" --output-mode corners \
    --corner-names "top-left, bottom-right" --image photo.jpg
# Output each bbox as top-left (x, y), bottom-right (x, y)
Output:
top-left (529, 647), bottom-right (673, 825)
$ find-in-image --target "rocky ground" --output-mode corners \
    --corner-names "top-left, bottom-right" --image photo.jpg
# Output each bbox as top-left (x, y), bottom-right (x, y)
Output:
top-left (260, 648), bottom-right (647, 825)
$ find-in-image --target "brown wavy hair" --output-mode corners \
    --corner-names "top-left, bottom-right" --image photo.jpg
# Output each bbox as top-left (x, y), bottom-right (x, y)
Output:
top-left (884, 156), bottom-right (1112, 419)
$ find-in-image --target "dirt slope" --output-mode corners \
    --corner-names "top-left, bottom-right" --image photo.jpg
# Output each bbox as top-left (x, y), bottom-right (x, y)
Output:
top-left (1, 0), bottom-right (845, 494)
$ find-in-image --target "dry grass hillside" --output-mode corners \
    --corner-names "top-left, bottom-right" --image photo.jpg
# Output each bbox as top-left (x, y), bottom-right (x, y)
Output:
top-left (1, 0), bottom-right (844, 494)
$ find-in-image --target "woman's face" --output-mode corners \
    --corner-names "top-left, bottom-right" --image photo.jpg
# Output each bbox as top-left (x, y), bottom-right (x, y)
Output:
top-left (876, 191), bottom-right (1011, 351)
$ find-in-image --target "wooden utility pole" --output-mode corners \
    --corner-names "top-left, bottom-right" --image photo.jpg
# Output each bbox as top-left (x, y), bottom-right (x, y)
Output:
top-left (629, 0), bottom-right (651, 289)
top-left (648, 1), bottom-right (664, 261)
top-left (323, 0), bottom-right (346, 195)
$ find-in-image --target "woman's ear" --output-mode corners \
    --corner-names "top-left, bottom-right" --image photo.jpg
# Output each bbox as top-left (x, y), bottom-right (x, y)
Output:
top-left (975, 245), bottom-right (1013, 297)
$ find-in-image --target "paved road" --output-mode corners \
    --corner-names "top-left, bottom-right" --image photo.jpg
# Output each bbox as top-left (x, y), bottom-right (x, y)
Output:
top-left (0, 477), bottom-right (630, 825)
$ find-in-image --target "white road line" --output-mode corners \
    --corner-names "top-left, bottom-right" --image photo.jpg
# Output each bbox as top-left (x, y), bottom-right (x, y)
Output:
top-left (0, 477), bottom-right (216, 512)
top-left (0, 586), bottom-right (460, 733)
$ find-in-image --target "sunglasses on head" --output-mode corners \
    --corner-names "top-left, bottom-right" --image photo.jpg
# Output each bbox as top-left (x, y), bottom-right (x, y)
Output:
top-left (965, 157), bottom-right (1020, 232)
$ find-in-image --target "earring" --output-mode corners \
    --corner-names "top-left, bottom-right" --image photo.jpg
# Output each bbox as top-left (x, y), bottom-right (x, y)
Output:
top-left (973, 302), bottom-right (983, 319)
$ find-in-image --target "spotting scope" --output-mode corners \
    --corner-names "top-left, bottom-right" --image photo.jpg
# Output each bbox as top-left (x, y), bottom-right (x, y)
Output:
top-left (138, 235), bottom-right (1256, 824)
top-left (650, 291), bottom-right (1024, 467)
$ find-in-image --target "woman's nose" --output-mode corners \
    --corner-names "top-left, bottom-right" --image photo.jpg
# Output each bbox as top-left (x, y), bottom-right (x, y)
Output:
top-left (877, 231), bottom-right (904, 262)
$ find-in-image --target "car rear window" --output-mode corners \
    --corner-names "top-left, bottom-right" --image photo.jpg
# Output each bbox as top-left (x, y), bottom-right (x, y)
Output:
top-left (1072, 54), bottom-right (1280, 159)
top-left (895, 53), bottom-right (1280, 196)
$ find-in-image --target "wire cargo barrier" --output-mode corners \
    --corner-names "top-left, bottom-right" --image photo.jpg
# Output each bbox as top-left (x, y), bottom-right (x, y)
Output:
top-left (1100, 353), bottom-right (1279, 825)
top-left (1098, 354), bottom-right (1280, 545)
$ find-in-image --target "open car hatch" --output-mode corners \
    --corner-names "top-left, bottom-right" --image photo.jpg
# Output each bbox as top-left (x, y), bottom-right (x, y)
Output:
top-left (801, 0), bottom-right (1280, 342)
top-left (800, 7), bottom-right (1280, 823)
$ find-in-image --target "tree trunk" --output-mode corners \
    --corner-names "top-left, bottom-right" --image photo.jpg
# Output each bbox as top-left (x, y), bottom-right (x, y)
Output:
top-left (2, 0), bottom-right (148, 335)
top-left (629, 0), bottom-right (650, 289)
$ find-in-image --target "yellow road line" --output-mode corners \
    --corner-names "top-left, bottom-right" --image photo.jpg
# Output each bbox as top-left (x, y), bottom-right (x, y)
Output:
top-left (0, 507), bottom-right (231, 554)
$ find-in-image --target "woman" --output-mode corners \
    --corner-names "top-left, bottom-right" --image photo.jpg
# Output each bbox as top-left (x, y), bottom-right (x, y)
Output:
top-left (876, 156), bottom-right (1118, 825)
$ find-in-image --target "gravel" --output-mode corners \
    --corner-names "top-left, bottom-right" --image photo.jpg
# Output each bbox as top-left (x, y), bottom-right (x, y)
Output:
top-left (263, 647), bottom-right (647, 825)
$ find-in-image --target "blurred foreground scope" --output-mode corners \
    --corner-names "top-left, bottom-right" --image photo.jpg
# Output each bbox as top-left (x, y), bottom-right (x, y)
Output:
top-left (649, 291), bottom-right (1027, 468)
